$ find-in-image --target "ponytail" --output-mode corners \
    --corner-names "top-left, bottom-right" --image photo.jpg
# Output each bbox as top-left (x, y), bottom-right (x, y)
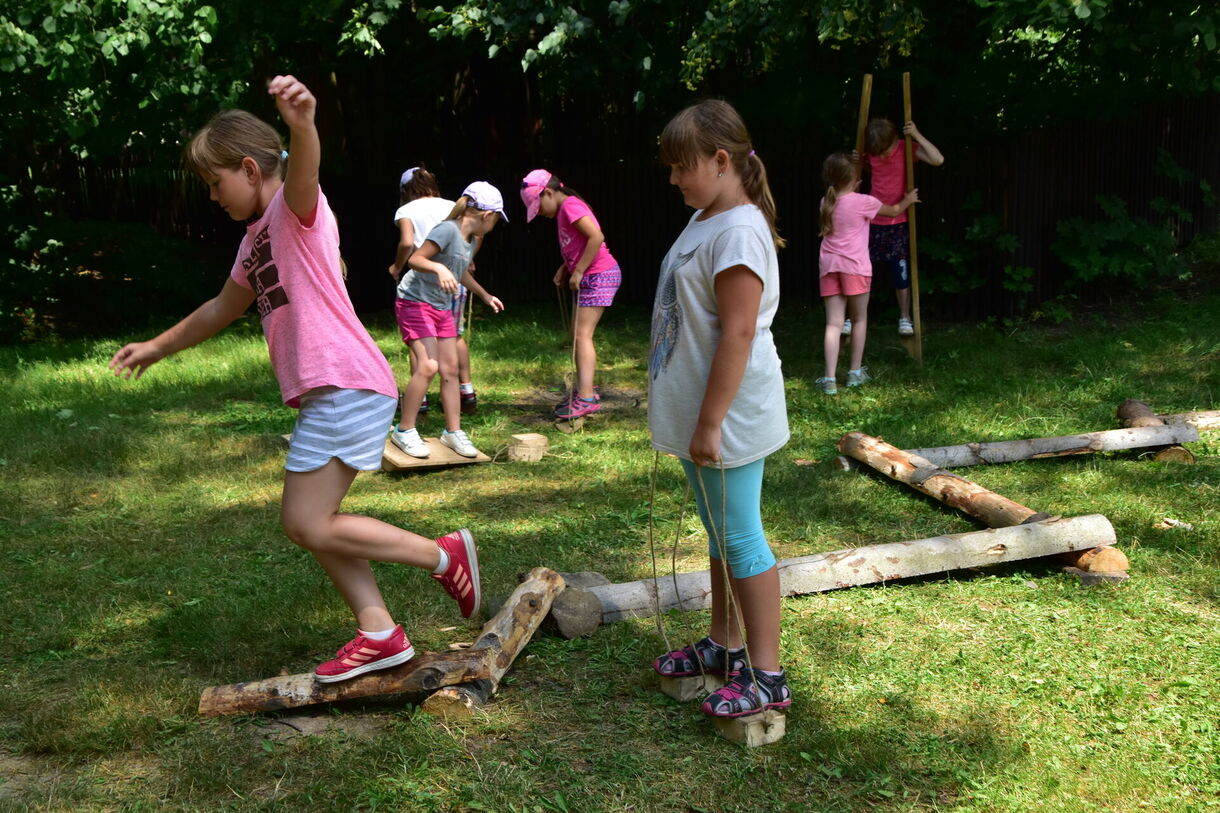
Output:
top-left (820, 186), bottom-right (839, 237)
top-left (446, 195), bottom-right (472, 220)
top-left (740, 151), bottom-right (785, 250)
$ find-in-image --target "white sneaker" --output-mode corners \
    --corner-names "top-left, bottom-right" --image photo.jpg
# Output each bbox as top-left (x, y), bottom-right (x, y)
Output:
top-left (898, 318), bottom-right (914, 336)
top-left (440, 429), bottom-right (479, 458)
top-left (846, 367), bottom-right (871, 387)
top-left (841, 318), bottom-right (852, 336)
top-left (391, 426), bottom-right (430, 458)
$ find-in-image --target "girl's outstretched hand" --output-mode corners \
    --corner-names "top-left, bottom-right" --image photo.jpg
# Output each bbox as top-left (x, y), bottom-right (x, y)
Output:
top-left (268, 75), bottom-right (316, 131)
top-left (483, 294), bottom-right (504, 313)
top-left (108, 341), bottom-right (165, 380)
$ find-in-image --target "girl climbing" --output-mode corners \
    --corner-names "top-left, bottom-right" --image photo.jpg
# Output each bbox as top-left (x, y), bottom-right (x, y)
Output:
top-left (520, 170), bottom-right (622, 419)
top-left (649, 99), bottom-right (793, 718)
top-left (393, 182), bottom-right (506, 459)
top-left (108, 75), bottom-right (481, 683)
top-left (817, 151), bottom-right (919, 394)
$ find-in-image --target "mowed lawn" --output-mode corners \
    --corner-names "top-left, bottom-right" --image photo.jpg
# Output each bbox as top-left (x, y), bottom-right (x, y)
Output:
top-left (1, 284), bottom-right (1217, 812)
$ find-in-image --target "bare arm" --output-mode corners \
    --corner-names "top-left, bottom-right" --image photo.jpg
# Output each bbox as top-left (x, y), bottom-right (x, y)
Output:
top-left (566, 215), bottom-right (606, 290)
top-left (268, 75), bottom-right (321, 220)
top-left (688, 265), bottom-right (763, 466)
top-left (458, 269), bottom-right (504, 314)
top-left (407, 239), bottom-right (459, 293)
top-left (904, 122), bottom-right (945, 166)
top-left (108, 279), bottom-right (256, 379)
top-left (877, 188), bottom-right (920, 219)
top-left (389, 219), bottom-right (416, 281)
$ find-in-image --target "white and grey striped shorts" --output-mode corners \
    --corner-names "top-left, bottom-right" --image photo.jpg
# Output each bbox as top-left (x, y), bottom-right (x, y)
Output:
top-left (285, 387), bottom-right (397, 473)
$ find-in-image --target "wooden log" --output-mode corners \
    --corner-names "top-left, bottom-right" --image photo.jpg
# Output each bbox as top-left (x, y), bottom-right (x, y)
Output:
top-left (542, 586), bottom-right (603, 639)
top-left (712, 709), bottom-right (787, 747)
top-left (904, 425), bottom-right (1198, 468)
top-left (586, 515), bottom-right (1116, 622)
top-left (837, 432), bottom-right (1128, 572)
top-left (1117, 400), bottom-right (1197, 463)
top-left (507, 432), bottom-right (548, 463)
top-left (421, 567), bottom-right (564, 718)
top-left (1159, 410), bottom-right (1220, 431)
top-left (659, 673), bottom-right (724, 702)
top-left (198, 648), bottom-right (491, 718)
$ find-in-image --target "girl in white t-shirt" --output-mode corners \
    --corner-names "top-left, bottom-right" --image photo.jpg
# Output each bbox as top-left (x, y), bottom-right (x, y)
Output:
top-left (816, 152), bottom-right (918, 394)
top-left (649, 99), bottom-right (792, 719)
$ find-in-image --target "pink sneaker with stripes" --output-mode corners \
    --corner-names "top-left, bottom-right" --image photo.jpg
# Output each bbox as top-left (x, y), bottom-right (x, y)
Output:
top-left (314, 625), bottom-right (415, 683)
top-left (432, 529), bottom-right (481, 618)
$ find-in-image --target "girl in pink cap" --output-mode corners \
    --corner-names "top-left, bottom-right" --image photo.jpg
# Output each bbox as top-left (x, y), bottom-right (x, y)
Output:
top-left (520, 170), bottom-right (622, 419)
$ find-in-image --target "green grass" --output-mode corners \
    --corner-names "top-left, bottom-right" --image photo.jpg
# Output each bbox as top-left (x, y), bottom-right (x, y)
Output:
top-left (1, 287), bottom-right (1218, 812)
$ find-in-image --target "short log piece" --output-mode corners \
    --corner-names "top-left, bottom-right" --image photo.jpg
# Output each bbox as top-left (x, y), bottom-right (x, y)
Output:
top-left (507, 433), bottom-right (549, 463)
top-left (542, 586), bottom-right (603, 639)
top-left (904, 425), bottom-right (1197, 468)
top-left (711, 710), bottom-right (786, 747)
top-left (421, 567), bottom-right (565, 719)
top-left (1117, 400), bottom-right (1197, 463)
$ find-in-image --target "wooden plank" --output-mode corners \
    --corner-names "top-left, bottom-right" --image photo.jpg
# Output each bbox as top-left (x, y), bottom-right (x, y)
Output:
top-left (382, 437), bottom-right (491, 471)
top-left (586, 515), bottom-right (1115, 623)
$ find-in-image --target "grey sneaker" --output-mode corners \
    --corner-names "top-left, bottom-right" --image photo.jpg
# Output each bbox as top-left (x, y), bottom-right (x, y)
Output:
top-left (391, 426), bottom-right (430, 458)
top-left (898, 318), bottom-right (914, 336)
top-left (841, 318), bottom-right (852, 336)
top-left (815, 376), bottom-right (838, 395)
top-left (846, 367), bottom-right (871, 387)
top-left (440, 429), bottom-right (479, 458)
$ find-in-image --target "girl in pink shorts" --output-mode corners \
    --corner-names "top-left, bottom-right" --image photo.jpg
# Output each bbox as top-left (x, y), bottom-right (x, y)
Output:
top-left (816, 152), bottom-right (918, 394)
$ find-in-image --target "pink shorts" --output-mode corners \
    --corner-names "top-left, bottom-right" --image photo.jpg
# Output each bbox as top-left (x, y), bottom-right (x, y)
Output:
top-left (396, 298), bottom-right (457, 342)
top-left (820, 272), bottom-right (871, 298)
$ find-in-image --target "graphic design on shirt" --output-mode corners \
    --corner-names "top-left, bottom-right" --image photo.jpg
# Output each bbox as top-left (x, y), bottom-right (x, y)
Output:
top-left (242, 225), bottom-right (290, 319)
top-left (649, 247), bottom-right (696, 380)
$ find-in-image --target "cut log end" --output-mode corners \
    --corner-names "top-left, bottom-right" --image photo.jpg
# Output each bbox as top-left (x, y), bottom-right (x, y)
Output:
top-left (420, 686), bottom-right (483, 719)
top-left (1150, 446), bottom-right (1196, 464)
top-left (1062, 545), bottom-right (1130, 573)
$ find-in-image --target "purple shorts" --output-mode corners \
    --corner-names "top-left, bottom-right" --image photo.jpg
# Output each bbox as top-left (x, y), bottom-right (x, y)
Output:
top-left (396, 298), bottom-right (457, 342)
top-left (577, 266), bottom-right (621, 308)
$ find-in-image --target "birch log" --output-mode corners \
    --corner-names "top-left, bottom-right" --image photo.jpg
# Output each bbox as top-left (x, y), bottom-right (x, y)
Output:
top-left (1160, 410), bottom-right (1220, 431)
top-left (198, 649), bottom-right (492, 717)
top-left (421, 567), bottom-right (564, 718)
top-left (1116, 400), bottom-right (1197, 463)
top-left (905, 425), bottom-right (1197, 468)
top-left (587, 515), bottom-right (1115, 623)
top-left (836, 432), bottom-right (1129, 572)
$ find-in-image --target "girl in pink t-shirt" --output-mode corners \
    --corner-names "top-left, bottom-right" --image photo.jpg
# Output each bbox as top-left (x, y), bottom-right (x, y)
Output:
top-left (816, 152), bottom-right (918, 394)
top-left (108, 75), bottom-right (482, 685)
top-left (520, 170), bottom-right (622, 419)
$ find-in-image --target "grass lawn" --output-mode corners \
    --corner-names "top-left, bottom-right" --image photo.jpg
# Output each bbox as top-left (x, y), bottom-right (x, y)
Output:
top-left (1, 284), bottom-right (1217, 812)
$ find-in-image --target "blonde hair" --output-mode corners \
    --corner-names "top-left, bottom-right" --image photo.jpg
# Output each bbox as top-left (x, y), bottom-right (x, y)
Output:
top-left (819, 153), bottom-right (857, 237)
top-left (185, 109), bottom-right (285, 179)
top-left (446, 195), bottom-right (478, 220)
top-left (659, 99), bottom-right (785, 250)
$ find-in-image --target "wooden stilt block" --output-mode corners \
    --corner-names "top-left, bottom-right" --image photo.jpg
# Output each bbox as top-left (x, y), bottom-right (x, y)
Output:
top-left (507, 433), bottom-right (548, 462)
top-left (659, 673), bottom-right (724, 702)
top-left (711, 709), bottom-right (786, 747)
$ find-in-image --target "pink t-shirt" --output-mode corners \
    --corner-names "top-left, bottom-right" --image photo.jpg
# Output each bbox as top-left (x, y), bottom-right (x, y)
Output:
top-left (557, 196), bottom-right (619, 275)
top-left (229, 186), bottom-right (397, 407)
top-left (819, 192), bottom-right (883, 277)
top-left (864, 144), bottom-right (921, 226)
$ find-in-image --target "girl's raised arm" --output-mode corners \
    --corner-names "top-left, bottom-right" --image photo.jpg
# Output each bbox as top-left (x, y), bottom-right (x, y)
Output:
top-left (268, 74), bottom-right (320, 220)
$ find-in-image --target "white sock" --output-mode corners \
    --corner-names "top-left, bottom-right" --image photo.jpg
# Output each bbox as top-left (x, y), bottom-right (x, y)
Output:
top-left (360, 626), bottom-right (396, 641)
top-left (433, 547), bottom-right (450, 574)
top-left (459, 382), bottom-right (474, 394)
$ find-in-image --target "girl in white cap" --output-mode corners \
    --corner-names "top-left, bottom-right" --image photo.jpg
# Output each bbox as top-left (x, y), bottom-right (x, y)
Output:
top-left (393, 182), bottom-right (506, 459)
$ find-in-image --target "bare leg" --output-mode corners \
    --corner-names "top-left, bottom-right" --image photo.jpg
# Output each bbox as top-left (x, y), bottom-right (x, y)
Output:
top-left (457, 336), bottom-right (472, 388)
top-left (436, 337), bottom-right (461, 432)
top-left (822, 294), bottom-right (846, 379)
top-left (896, 286), bottom-right (911, 322)
top-left (281, 459), bottom-right (442, 630)
top-left (399, 337), bottom-right (439, 430)
top-left (707, 559), bottom-right (781, 672)
top-left (846, 291), bottom-right (871, 371)
top-left (572, 305), bottom-right (605, 398)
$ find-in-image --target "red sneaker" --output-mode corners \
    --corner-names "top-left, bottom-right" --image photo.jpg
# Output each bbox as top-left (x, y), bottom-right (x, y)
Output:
top-left (314, 625), bottom-right (415, 683)
top-left (432, 529), bottom-right (481, 618)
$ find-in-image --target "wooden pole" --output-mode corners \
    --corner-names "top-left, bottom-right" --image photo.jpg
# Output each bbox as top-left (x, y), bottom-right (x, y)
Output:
top-left (904, 424), bottom-right (1198, 468)
top-left (421, 567), bottom-right (564, 718)
top-left (902, 71), bottom-right (923, 363)
top-left (587, 515), bottom-right (1116, 623)
top-left (1116, 400), bottom-right (1197, 462)
top-left (854, 74), bottom-right (873, 173)
top-left (837, 431), bottom-right (1129, 572)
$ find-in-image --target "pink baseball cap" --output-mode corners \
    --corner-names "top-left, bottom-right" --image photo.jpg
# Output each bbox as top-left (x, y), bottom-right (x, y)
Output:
top-left (519, 169), bottom-right (553, 222)
top-left (462, 181), bottom-right (509, 222)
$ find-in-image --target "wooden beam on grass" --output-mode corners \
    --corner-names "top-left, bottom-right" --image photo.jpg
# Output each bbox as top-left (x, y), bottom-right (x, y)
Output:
top-left (1116, 399), bottom-right (1196, 463)
top-left (904, 424), bottom-right (1198, 468)
top-left (586, 515), bottom-right (1115, 623)
top-left (1159, 410), bottom-right (1220, 431)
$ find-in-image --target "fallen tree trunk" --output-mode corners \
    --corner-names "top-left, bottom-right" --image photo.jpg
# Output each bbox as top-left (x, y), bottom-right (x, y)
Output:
top-left (1117, 400), bottom-right (1197, 463)
top-left (1159, 410), bottom-right (1220, 431)
top-left (421, 567), bottom-right (564, 718)
top-left (904, 425), bottom-right (1197, 468)
top-left (198, 649), bottom-right (492, 718)
top-left (836, 432), bottom-right (1128, 573)
top-left (587, 515), bottom-right (1115, 623)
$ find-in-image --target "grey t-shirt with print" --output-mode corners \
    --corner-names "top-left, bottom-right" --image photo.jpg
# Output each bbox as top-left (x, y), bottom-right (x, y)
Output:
top-left (648, 204), bottom-right (789, 467)
top-left (397, 219), bottom-right (473, 309)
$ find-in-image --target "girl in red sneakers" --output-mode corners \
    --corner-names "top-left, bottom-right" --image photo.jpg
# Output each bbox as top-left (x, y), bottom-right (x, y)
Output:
top-left (649, 100), bottom-right (793, 718)
top-left (107, 75), bottom-right (481, 683)
top-left (520, 170), bottom-right (622, 419)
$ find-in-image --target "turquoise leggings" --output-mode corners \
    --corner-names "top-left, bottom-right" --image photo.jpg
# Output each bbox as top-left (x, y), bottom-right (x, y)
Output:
top-left (681, 457), bottom-right (776, 579)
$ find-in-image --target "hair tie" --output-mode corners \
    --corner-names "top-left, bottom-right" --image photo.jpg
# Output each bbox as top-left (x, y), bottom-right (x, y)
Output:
top-left (748, 149), bottom-right (756, 158)
top-left (281, 150), bottom-right (288, 161)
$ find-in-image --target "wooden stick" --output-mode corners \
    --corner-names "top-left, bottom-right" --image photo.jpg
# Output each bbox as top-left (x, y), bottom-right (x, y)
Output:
top-left (421, 567), bottom-right (564, 718)
top-left (902, 71), bottom-right (923, 363)
top-left (587, 515), bottom-right (1116, 623)
top-left (198, 648), bottom-right (492, 718)
top-left (837, 431), bottom-right (1129, 572)
top-left (904, 424), bottom-right (1198, 468)
top-left (854, 74), bottom-right (873, 173)
top-left (1116, 400), bottom-right (1197, 463)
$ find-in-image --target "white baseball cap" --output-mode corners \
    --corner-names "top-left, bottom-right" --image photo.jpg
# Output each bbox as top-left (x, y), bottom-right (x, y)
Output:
top-left (461, 181), bottom-right (509, 222)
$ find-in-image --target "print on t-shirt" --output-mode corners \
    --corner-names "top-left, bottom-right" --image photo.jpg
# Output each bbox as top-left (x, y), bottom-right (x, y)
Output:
top-left (649, 247), bottom-right (696, 379)
top-left (242, 225), bottom-right (290, 319)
